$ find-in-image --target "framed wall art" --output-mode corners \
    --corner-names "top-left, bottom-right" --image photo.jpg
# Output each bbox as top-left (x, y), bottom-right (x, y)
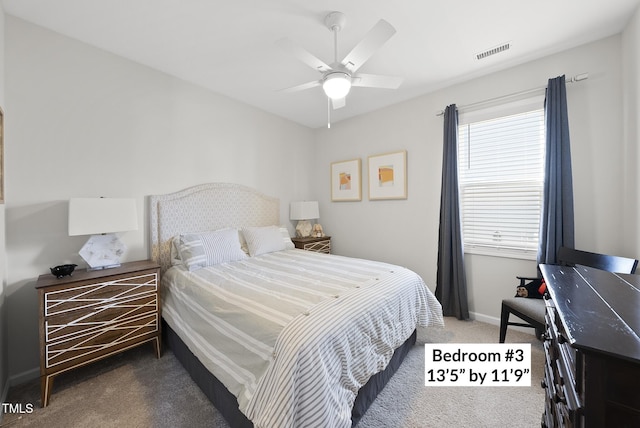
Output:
top-left (330, 158), bottom-right (361, 201)
top-left (368, 150), bottom-right (407, 200)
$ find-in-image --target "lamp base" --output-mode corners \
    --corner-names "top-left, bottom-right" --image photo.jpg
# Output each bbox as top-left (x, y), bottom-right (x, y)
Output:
top-left (295, 220), bottom-right (313, 238)
top-left (79, 233), bottom-right (126, 270)
top-left (87, 263), bottom-right (122, 272)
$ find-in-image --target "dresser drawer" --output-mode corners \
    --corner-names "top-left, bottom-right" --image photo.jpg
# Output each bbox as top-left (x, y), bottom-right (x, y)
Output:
top-left (43, 272), bottom-right (157, 315)
top-left (43, 273), bottom-right (157, 319)
top-left (46, 293), bottom-right (157, 332)
top-left (303, 239), bottom-right (331, 253)
top-left (46, 311), bottom-right (158, 369)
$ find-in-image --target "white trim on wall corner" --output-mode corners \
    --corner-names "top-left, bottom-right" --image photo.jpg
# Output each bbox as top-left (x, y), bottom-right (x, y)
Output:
top-left (1, 375), bottom-right (9, 422)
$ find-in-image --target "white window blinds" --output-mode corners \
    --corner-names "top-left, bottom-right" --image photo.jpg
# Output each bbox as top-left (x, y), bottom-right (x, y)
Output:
top-left (457, 108), bottom-right (545, 257)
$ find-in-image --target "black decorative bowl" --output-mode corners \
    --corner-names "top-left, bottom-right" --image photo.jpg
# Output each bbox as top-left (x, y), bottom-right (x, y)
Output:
top-left (50, 264), bottom-right (77, 278)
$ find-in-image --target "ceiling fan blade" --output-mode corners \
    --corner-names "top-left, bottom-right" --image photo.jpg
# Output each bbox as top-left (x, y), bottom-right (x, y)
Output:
top-left (341, 19), bottom-right (396, 73)
top-left (279, 80), bottom-right (322, 93)
top-left (352, 73), bottom-right (403, 89)
top-left (276, 37), bottom-right (332, 73)
top-left (331, 97), bottom-right (346, 109)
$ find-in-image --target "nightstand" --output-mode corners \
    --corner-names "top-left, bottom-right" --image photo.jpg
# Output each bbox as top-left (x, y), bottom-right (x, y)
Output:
top-left (36, 260), bottom-right (161, 407)
top-left (291, 236), bottom-right (331, 254)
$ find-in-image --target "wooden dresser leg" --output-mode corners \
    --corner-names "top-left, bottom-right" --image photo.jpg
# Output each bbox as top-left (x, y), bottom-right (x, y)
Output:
top-left (153, 337), bottom-right (162, 359)
top-left (41, 375), bottom-right (53, 408)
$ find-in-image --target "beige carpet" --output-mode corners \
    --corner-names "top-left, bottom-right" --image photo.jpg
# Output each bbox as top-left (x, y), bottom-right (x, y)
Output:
top-left (2, 318), bottom-right (544, 428)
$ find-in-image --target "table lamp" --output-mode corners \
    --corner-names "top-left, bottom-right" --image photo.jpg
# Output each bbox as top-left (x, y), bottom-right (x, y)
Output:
top-left (68, 197), bottom-right (138, 270)
top-left (290, 201), bottom-right (319, 238)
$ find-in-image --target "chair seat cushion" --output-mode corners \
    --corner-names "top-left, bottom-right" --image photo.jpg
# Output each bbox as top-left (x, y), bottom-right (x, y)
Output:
top-left (503, 297), bottom-right (546, 323)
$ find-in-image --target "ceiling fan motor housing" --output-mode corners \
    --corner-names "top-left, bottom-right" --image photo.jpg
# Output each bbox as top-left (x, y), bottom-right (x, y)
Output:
top-left (324, 11), bottom-right (346, 32)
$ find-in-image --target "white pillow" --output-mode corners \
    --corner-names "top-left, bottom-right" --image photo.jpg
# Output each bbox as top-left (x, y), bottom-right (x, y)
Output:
top-left (176, 228), bottom-right (246, 271)
top-left (242, 226), bottom-right (287, 256)
top-left (240, 226), bottom-right (294, 253)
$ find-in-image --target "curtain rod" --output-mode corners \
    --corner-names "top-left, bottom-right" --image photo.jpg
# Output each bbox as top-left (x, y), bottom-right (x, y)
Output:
top-left (436, 73), bottom-right (589, 116)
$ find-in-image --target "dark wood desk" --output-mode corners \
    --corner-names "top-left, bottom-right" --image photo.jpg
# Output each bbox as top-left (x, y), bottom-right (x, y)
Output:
top-left (540, 264), bottom-right (640, 427)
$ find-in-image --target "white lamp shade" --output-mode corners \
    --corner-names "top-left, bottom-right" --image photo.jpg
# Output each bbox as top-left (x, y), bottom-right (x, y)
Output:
top-left (69, 198), bottom-right (138, 236)
top-left (322, 73), bottom-right (351, 99)
top-left (290, 201), bottom-right (320, 220)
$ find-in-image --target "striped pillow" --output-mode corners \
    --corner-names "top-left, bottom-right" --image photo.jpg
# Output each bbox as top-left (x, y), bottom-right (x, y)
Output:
top-left (242, 226), bottom-right (286, 256)
top-left (176, 234), bottom-right (207, 271)
top-left (199, 228), bottom-right (247, 266)
top-left (177, 228), bottom-right (246, 271)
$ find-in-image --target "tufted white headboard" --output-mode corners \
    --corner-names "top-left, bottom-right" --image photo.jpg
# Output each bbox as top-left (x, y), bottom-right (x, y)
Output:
top-left (149, 183), bottom-right (280, 274)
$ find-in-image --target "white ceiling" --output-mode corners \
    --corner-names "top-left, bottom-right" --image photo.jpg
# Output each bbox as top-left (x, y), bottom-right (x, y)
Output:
top-left (3, 0), bottom-right (639, 128)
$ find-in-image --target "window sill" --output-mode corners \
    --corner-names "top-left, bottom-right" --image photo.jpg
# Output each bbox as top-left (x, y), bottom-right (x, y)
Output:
top-left (464, 245), bottom-right (537, 261)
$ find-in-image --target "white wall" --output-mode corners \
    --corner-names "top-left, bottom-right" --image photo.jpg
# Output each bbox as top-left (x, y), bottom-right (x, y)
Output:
top-left (314, 35), bottom-right (633, 324)
top-left (4, 16), bottom-right (315, 381)
top-left (623, 6), bottom-right (640, 254)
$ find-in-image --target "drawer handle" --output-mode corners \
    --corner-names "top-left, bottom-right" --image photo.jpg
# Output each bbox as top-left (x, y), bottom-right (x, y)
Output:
top-left (553, 392), bottom-right (566, 404)
top-left (541, 380), bottom-right (547, 389)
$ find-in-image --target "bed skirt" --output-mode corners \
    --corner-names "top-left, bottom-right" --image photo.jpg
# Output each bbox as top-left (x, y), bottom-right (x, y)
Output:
top-left (164, 320), bottom-right (417, 427)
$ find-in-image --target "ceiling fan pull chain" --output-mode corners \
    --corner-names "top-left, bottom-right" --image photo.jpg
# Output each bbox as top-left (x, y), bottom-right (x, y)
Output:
top-left (327, 97), bottom-right (331, 128)
top-left (333, 28), bottom-right (338, 63)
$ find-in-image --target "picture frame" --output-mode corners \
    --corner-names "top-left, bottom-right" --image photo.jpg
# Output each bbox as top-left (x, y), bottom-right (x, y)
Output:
top-left (330, 158), bottom-right (362, 201)
top-left (368, 150), bottom-right (407, 200)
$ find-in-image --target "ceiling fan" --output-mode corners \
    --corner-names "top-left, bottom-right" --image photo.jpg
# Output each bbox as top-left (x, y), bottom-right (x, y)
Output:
top-left (277, 11), bottom-right (402, 126)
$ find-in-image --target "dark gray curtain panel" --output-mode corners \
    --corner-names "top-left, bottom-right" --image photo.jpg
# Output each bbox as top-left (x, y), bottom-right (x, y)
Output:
top-left (538, 75), bottom-right (575, 264)
top-left (436, 104), bottom-right (469, 320)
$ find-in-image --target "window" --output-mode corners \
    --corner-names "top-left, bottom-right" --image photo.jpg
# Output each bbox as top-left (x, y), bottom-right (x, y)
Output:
top-left (457, 104), bottom-right (545, 259)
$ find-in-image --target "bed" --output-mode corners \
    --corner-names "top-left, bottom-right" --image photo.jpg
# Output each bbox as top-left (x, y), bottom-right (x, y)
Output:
top-left (149, 183), bottom-right (444, 427)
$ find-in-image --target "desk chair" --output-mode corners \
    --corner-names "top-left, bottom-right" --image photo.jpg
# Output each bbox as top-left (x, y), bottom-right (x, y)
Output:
top-left (499, 247), bottom-right (638, 343)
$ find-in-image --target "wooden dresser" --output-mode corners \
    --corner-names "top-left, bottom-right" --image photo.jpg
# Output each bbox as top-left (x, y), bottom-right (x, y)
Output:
top-left (540, 264), bottom-right (640, 427)
top-left (291, 236), bottom-right (331, 254)
top-left (36, 260), bottom-right (161, 407)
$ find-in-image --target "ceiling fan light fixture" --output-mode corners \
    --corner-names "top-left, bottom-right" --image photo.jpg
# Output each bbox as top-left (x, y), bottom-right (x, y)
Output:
top-left (323, 72), bottom-right (351, 99)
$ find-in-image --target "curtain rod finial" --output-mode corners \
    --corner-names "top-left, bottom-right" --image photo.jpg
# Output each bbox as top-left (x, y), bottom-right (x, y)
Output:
top-left (573, 73), bottom-right (588, 82)
top-left (569, 73), bottom-right (589, 83)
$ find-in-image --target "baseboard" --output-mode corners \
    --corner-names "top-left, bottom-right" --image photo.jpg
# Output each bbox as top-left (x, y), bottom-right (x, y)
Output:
top-left (469, 311), bottom-right (495, 325)
top-left (470, 311), bottom-right (536, 336)
top-left (9, 367), bottom-right (39, 388)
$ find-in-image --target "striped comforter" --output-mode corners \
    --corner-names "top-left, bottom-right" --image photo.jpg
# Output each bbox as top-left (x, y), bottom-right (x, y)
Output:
top-left (162, 249), bottom-right (443, 428)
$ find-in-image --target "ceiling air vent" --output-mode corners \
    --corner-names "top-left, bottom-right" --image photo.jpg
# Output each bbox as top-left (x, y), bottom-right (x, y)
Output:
top-left (475, 42), bottom-right (511, 60)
